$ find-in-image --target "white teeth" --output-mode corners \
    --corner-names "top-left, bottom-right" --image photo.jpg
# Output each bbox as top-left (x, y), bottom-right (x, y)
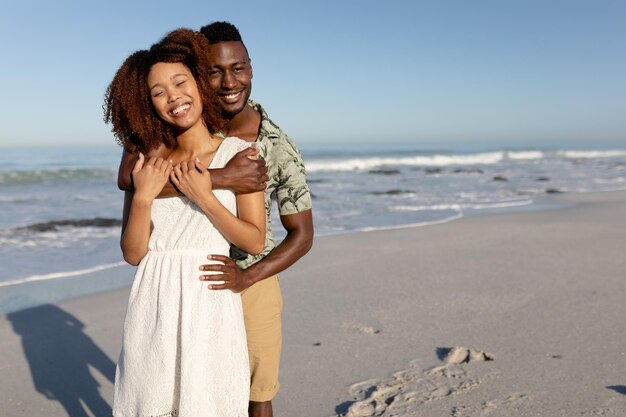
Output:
top-left (224, 92), bottom-right (240, 99)
top-left (172, 104), bottom-right (190, 115)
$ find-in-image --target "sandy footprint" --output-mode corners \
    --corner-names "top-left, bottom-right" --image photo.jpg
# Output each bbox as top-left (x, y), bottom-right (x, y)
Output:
top-left (437, 346), bottom-right (494, 365)
top-left (450, 393), bottom-right (530, 416)
top-left (333, 347), bottom-right (493, 416)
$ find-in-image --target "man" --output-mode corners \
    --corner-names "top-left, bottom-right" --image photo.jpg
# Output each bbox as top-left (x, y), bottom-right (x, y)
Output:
top-left (117, 22), bottom-right (314, 417)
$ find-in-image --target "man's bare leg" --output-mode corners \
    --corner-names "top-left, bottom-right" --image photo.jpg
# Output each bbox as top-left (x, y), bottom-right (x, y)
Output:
top-left (249, 400), bottom-right (272, 417)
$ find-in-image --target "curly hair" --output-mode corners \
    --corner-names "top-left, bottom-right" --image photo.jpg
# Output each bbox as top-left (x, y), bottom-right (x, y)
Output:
top-left (103, 29), bottom-right (224, 154)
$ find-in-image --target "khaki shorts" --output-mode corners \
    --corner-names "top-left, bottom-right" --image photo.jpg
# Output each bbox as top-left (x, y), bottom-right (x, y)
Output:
top-left (241, 274), bottom-right (283, 402)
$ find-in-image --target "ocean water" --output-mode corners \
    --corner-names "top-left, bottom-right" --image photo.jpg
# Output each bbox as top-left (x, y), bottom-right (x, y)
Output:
top-left (1, 143), bottom-right (626, 311)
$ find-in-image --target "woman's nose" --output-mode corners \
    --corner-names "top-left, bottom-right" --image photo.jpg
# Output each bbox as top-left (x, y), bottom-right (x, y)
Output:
top-left (167, 91), bottom-right (181, 102)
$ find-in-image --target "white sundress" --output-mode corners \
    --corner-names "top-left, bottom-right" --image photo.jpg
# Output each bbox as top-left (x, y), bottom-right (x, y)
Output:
top-left (113, 137), bottom-right (252, 417)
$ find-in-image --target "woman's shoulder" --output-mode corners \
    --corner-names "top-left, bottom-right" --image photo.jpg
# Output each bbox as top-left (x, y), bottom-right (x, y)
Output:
top-left (223, 136), bottom-right (254, 148)
top-left (221, 136), bottom-right (255, 154)
top-left (211, 136), bottom-right (254, 168)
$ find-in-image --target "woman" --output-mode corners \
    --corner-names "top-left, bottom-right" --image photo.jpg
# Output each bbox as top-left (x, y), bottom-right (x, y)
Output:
top-left (104, 29), bottom-right (265, 417)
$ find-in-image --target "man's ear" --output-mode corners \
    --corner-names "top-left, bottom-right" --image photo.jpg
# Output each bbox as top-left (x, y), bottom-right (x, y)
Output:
top-left (250, 59), bottom-right (253, 79)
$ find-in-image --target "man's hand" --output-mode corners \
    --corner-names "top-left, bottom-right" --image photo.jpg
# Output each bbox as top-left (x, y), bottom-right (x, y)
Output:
top-left (211, 147), bottom-right (268, 193)
top-left (199, 254), bottom-right (253, 293)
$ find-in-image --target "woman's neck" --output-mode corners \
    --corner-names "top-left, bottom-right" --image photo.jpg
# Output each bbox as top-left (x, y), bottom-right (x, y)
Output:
top-left (173, 122), bottom-right (217, 158)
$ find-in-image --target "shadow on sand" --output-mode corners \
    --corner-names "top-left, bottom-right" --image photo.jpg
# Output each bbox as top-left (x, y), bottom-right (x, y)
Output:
top-left (7, 304), bottom-right (115, 417)
top-left (607, 385), bottom-right (626, 395)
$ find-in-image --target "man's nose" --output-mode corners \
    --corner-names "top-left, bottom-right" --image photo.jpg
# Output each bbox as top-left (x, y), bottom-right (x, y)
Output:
top-left (222, 71), bottom-right (236, 89)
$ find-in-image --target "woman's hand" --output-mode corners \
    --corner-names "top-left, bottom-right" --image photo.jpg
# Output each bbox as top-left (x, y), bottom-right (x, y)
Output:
top-left (132, 154), bottom-right (173, 201)
top-left (170, 159), bottom-right (213, 204)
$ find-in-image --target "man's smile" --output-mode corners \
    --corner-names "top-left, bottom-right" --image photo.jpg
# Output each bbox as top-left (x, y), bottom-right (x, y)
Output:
top-left (220, 91), bottom-right (243, 104)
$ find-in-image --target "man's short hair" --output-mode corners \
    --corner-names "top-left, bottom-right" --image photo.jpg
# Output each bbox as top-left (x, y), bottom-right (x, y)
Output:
top-left (200, 21), bottom-right (243, 44)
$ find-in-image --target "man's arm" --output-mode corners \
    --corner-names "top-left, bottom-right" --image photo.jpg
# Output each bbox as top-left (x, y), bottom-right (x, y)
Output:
top-left (200, 209), bottom-right (313, 292)
top-left (118, 146), bottom-right (172, 192)
top-left (118, 149), bottom-right (137, 191)
top-left (118, 147), bottom-right (268, 195)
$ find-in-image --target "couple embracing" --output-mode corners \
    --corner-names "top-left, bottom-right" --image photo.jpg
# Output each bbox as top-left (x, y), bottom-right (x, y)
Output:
top-left (105, 22), bottom-right (313, 417)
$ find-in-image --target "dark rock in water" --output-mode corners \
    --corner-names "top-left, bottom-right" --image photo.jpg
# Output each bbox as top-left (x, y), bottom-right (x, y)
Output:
top-left (493, 175), bottom-right (508, 182)
top-left (546, 188), bottom-right (563, 194)
top-left (369, 169), bottom-right (400, 175)
top-left (425, 168), bottom-right (443, 175)
top-left (19, 218), bottom-right (122, 232)
top-left (306, 179), bottom-right (326, 184)
top-left (370, 189), bottom-right (412, 196)
top-left (536, 177), bottom-right (550, 182)
top-left (453, 168), bottom-right (484, 174)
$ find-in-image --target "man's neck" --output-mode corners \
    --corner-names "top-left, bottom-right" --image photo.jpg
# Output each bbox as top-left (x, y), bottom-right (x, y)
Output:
top-left (222, 104), bottom-right (262, 142)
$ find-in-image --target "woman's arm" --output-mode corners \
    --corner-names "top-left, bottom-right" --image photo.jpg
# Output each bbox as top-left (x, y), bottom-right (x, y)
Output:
top-left (120, 154), bottom-right (172, 265)
top-left (121, 192), bottom-right (152, 266)
top-left (171, 159), bottom-right (265, 255)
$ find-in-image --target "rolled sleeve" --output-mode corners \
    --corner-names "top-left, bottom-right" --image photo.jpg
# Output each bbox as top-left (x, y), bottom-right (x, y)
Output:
top-left (273, 137), bottom-right (313, 215)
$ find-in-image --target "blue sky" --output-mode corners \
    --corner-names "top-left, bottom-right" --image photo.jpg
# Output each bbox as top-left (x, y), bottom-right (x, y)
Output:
top-left (1, 0), bottom-right (625, 149)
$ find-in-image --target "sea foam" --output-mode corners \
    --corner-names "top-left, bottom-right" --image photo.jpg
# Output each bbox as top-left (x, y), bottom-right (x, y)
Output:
top-left (0, 262), bottom-right (127, 288)
top-left (305, 152), bottom-right (505, 172)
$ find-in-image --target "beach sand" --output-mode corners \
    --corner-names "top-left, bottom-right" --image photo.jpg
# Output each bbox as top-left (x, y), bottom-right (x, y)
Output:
top-left (1, 191), bottom-right (625, 416)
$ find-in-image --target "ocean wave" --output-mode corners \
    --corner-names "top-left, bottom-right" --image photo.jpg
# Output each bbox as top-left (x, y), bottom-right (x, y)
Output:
top-left (390, 199), bottom-right (533, 212)
top-left (592, 177), bottom-right (626, 184)
top-left (0, 168), bottom-right (116, 185)
top-left (507, 151), bottom-right (544, 160)
top-left (304, 149), bottom-right (626, 172)
top-left (305, 152), bottom-right (505, 172)
top-left (0, 261), bottom-right (127, 288)
top-left (558, 150), bottom-right (626, 159)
